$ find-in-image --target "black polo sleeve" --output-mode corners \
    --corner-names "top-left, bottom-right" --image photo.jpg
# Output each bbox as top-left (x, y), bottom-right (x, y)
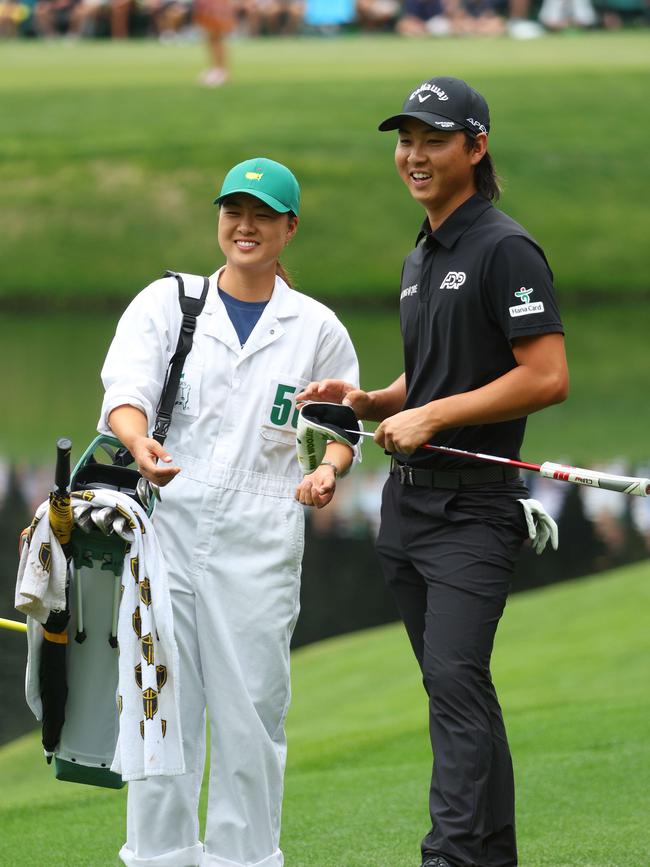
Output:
top-left (484, 235), bottom-right (564, 342)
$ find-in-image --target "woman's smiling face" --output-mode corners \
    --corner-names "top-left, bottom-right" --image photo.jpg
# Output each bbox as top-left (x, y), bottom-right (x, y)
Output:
top-left (218, 194), bottom-right (298, 271)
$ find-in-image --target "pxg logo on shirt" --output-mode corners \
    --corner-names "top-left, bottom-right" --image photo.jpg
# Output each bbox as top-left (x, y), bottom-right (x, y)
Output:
top-left (509, 287), bottom-right (545, 318)
top-left (440, 271), bottom-right (466, 291)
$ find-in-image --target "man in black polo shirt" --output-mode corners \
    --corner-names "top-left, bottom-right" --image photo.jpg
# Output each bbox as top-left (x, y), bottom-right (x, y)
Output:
top-left (298, 76), bottom-right (568, 867)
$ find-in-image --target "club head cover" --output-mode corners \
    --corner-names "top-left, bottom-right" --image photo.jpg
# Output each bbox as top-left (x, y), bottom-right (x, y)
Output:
top-left (518, 498), bottom-right (559, 555)
top-left (296, 403), bottom-right (361, 475)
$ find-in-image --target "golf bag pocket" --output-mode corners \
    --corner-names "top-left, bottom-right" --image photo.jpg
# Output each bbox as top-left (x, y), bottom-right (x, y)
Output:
top-left (173, 361), bottom-right (202, 419)
top-left (260, 375), bottom-right (310, 445)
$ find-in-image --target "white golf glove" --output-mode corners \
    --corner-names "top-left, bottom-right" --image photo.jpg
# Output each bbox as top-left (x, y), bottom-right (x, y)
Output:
top-left (296, 403), bottom-right (360, 475)
top-left (518, 498), bottom-right (559, 555)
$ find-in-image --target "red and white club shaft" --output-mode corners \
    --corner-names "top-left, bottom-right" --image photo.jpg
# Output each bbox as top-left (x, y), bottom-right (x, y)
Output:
top-left (346, 431), bottom-right (650, 498)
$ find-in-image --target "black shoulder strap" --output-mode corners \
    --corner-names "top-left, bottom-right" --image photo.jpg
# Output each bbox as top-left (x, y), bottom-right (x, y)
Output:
top-left (152, 271), bottom-right (210, 446)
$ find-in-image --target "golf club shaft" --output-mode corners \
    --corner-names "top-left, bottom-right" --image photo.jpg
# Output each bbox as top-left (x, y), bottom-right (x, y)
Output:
top-left (345, 430), bottom-right (650, 497)
top-left (0, 617), bottom-right (27, 633)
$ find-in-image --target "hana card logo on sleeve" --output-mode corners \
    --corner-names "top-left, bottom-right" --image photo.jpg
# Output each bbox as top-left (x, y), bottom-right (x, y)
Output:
top-left (509, 287), bottom-right (545, 317)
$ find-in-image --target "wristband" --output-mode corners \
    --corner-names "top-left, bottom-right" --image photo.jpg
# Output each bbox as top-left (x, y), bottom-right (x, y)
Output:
top-left (319, 459), bottom-right (339, 479)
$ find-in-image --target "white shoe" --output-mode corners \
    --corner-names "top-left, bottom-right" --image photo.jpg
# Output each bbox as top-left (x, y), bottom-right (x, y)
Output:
top-left (199, 67), bottom-right (229, 87)
top-left (507, 18), bottom-right (545, 38)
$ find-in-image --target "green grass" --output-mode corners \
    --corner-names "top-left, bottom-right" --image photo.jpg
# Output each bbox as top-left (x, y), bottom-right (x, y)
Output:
top-left (1, 34), bottom-right (649, 301)
top-left (1, 561), bottom-right (649, 865)
top-left (2, 304), bottom-right (648, 464)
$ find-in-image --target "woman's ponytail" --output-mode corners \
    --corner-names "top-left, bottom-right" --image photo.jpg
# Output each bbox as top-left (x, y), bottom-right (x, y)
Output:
top-left (275, 262), bottom-right (294, 288)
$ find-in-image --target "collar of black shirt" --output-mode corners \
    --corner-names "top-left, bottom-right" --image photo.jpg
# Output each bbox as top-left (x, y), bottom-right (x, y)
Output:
top-left (416, 193), bottom-right (492, 250)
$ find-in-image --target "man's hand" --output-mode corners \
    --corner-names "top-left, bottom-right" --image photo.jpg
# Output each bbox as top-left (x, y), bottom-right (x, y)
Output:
top-left (374, 407), bottom-right (436, 455)
top-left (295, 464), bottom-right (337, 509)
top-left (130, 435), bottom-right (181, 486)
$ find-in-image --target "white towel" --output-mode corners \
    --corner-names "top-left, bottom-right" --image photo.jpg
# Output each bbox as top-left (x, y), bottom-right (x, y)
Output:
top-left (15, 500), bottom-right (68, 624)
top-left (19, 490), bottom-right (185, 781)
top-left (105, 490), bottom-right (185, 780)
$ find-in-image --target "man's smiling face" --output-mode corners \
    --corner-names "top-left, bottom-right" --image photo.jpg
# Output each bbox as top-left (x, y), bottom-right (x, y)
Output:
top-left (394, 118), bottom-right (485, 216)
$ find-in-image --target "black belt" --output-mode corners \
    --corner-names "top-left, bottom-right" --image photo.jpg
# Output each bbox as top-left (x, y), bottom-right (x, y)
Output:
top-left (390, 457), bottom-right (519, 489)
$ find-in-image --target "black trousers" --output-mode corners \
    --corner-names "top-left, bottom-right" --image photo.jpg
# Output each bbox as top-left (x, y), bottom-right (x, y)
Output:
top-left (375, 474), bottom-right (529, 867)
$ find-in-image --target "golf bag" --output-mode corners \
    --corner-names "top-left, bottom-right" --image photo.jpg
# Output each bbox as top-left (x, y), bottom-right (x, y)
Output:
top-left (32, 271), bottom-right (209, 789)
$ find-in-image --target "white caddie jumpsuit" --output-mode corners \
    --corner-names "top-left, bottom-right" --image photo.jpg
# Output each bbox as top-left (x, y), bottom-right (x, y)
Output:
top-left (98, 270), bottom-right (360, 867)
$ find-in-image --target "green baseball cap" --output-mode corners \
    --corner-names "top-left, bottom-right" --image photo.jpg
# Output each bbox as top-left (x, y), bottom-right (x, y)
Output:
top-left (214, 158), bottom-right (301, 216)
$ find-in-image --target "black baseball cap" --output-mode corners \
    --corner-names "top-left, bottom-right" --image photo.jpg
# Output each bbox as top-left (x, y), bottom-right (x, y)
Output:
top-left (378, 76), bottom-right (490, 136)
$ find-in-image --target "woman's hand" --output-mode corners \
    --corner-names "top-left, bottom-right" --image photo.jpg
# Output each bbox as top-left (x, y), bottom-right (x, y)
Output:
top-left (129, 435), bottom-right (181, 486)
top-left (297, 380), bottom-right (373, 418)
top-left (295, 464), bottom-right (337, 509)
top-left (297, 379), bottom-right (356, 405)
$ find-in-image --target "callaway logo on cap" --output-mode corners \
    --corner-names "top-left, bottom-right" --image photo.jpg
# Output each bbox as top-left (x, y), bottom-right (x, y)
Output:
top-left (215, 157), bottom-right (301, 216)
top-left (378, 76), bottom-right (490, 137)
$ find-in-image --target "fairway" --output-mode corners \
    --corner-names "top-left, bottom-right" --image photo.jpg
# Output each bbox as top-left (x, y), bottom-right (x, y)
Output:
top-left (1, 34), bottom-right (649, 301)
top-left (1, 561), bottom-right (648, 865)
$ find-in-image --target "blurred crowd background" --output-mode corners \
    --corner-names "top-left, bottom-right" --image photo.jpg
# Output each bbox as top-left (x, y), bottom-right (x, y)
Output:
top-left (1, 0), bottom-right (648, 44)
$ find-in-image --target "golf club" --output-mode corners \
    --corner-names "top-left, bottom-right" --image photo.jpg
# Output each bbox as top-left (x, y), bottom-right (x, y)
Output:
top-left (345, 430), bottom-right (650, 497)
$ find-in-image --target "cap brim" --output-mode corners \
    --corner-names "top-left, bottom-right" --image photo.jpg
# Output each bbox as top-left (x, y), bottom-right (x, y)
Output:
top-left (213, 188), bottom-right (292, 213)
top-left (378, 112), bottom-right (465, 132)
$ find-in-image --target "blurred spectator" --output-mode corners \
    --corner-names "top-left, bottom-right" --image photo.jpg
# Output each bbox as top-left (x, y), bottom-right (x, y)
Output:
top-left (33, 0), bottom-right (79, 35)
top-left (144, 0), bottom-right (191, 40)
top-left (304, 0), bottom-right (355, 29)
top-left (397, 0), bottom-right (506, 35)
top-left (65, 0), bottom-right (132, 38)
top-left (194, 0), bottom-right (234, 85)
top-left (66, 0), bottom-right (109, 38)
top-left (538, 0), bottom-right (597, 29)
top-left (396, 0), bottom-right (450, 34)
top-left (596, 0), bottom-right (648, 28)
top-left (506, 0), bottom-right (545, 36)
top-left (238, 0), bottom-right (304, 35)
top-left (452, 0), bottom-right (506, 33)
top-left (580, 459), bottom-right (630, 565)
top-left (357, 0), bottom-right (400, 30)
top-left (110, 0), bottom-right (130, 36)
top-left (0, 0), bottom-right (30, 35)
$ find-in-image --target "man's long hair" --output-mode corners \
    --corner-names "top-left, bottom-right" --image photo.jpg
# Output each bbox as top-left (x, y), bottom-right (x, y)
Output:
top-left (464, 132), bottom-right (501, 201)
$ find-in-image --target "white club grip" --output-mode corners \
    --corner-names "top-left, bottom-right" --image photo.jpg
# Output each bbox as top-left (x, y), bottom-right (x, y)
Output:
top-left (540, 462), bottom-right (650, 497)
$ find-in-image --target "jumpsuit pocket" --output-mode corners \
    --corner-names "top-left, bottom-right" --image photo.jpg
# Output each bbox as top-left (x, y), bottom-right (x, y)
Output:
top-left (281, 497), bottom-right (306, 576)
top-left (259, 374), bottom-right (309, 444)
top-left (260, 428), bottom-right (297, 447)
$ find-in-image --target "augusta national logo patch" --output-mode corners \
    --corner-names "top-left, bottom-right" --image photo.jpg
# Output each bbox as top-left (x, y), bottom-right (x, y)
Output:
top-left (509, 287), bottom-right (545, 318)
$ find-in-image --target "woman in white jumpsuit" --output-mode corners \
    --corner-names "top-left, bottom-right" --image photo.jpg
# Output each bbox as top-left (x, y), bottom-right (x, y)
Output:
top-left (99, 158), bottom-right (359, 867)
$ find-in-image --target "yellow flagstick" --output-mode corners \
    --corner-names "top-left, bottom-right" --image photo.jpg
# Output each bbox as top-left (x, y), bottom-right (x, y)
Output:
top-left (0, 617), bottom-right (27, 633)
